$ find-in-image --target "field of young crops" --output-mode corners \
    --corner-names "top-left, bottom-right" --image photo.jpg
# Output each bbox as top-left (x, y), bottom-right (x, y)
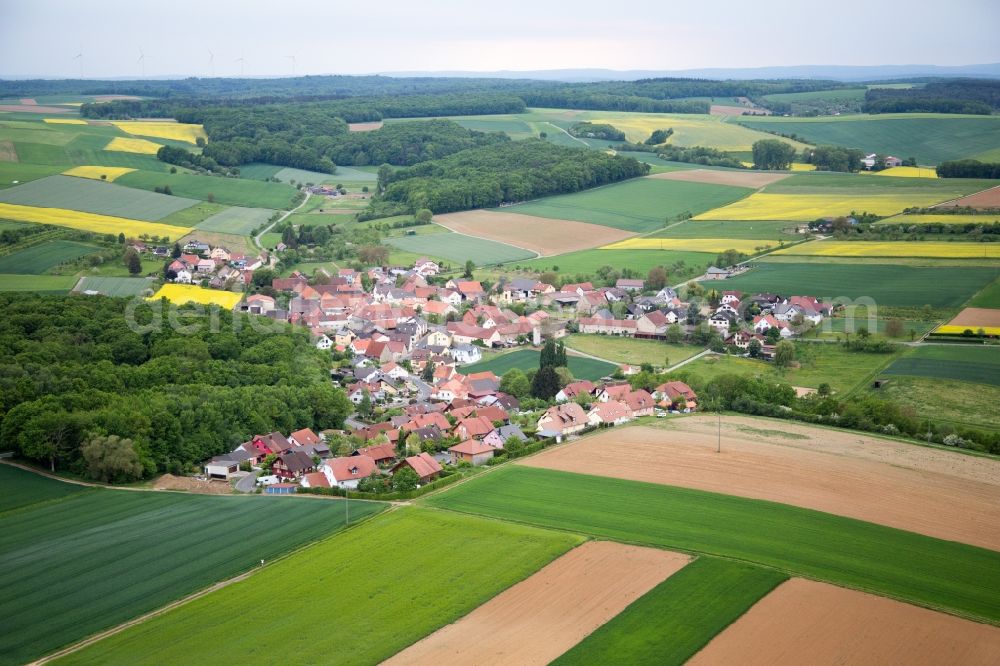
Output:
top-left (703, 262), bottom-right (999, 307)
top-left (563, 334), bottom-right (702, 367)
top-left (0, 464), bottom-right (84, 513)
top-left (0, 203), bottom-right (191, 240)
top-left (109, 121), bottom-right (206, 145)
top-left (74, 276), bottom-right (154, 297)
top-left (0, 273), bottom-right (77, 293)
top-left (882, 345), bottom-right (1000, 386)
top-left (147, 284), bottom-right (244, 308)
top-left (551, 558), bottom-right (787, 665)
top-left (116, 171), bottom-right (298, 209)
top-left (773, 240), bottom-right (1000, 259)
top-left (385, 230), bottom-right (535, 266)
top-left (523, 248), bottom-right (717, 279)
top-left (427, 466), bottom-right (1000, 624)
top-left (461, 349), bottom-right (617, 380)
top-left (0, 485), bottom-right (384, 666)
top-left (62, 165), bottom-right (136, 181)
top-left (194, 206), bottom-right (275, 234)
top-left (601, 237), bottom-right (776, 253)
top-left (503, 177), bottom-right (751, 233)
top-left (60, 508), bottom-right (580, 666)
top-left (0, 175), bottom-right (198, 221)
top-left (0, 240), bottom-right (97, 274)
top-left (737, 113), bottom-right (1000, 164)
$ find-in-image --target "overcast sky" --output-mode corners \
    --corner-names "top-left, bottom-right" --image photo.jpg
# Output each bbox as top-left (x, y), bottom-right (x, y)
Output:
top-left (2, 0), bottom-right (999, 78)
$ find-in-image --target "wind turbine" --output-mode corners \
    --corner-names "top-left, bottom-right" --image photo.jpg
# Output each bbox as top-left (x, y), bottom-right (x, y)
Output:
top-left (72, 45), bottom-right (83, 78)
top-left (285, 55), bottom-right (296, 77)
top-left (137, 47), bottom-right (146, 78)
top-left (234, 55), bottom-right (246, 76)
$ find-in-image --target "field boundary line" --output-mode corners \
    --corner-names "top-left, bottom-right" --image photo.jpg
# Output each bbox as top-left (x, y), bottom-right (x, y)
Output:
top-left (30, 505), bottom-right (390, 665)
top-left (543, 121), bottom-right (590, 148)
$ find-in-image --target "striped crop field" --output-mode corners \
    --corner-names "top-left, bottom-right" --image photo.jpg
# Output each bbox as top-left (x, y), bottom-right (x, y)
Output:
top-left (0, 203), bottom-right (190, 239)
top-left (62, 165), bottom-right (136, 181)
top-left (147, 283), bottom-right (244, 308)
top-left (695, 192), bottom-right (960, 221)
top-left (104, 137), bottom-right (162, 154)
top-left (110, 121), bottom-right (206, 144)
top-left (600, 238), bottom-right (776, 253)
top-left (42, 118), bottom-right (87, 125)
top-left (878, 213), bottom-right (1000, 225)
top-left (771, 240), bottom-right (1000, 259)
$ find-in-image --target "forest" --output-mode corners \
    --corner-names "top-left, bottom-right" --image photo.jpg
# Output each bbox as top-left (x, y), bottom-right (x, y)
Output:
top-left (0, 295), bottom-right (352, 478)
top-left (863, 79), bottom-right (1000, 114)
top-left (936, 159), bottom-right (1000, 179)
top-left (324, 119), bottom-right (509, 166)
top-left (376, 139), bottom-right (650, 213)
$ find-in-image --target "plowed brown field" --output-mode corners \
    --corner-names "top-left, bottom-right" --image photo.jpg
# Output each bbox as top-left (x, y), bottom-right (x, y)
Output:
top-left (348, 121), bottom-right (383, 132)
top-left (648, 169), bottom-right (790, 188)
top-left (520, 416), bottom-right (1000, 550)
top-left (690, 578), bottom-right (1000, 665)
top-left (383, 541), bottom-right (690, 666)
top-left (946, 307), bottom-right (1000, 328)
top-left (434, 210), bottom-right (634, 256)
top-left (937, 185), bottom-right (1000, 209)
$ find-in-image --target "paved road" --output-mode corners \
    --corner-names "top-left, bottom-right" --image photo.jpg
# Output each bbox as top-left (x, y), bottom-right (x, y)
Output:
top-left (253, 190), bottom-right (311, 251)
top-left (665, 348), bottom-right (712, 372)
top-left (235, 471), bottom-right (258, 493)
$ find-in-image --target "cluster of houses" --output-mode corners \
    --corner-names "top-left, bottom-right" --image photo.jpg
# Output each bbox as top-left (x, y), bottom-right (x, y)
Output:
top-left (148, 239), bottom-right (269, 289)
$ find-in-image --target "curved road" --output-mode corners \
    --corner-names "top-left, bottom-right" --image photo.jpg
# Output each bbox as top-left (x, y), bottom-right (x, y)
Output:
top-left (254, 191), bottom-right (311, 252)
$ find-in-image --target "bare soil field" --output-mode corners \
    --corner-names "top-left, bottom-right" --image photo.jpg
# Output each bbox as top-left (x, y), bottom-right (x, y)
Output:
top-left (0, 104), bottom-right (71, 114)
top-left (648, 169), bottom-right (789, 188)
top-left (936, 185), bottom-right (1000, 209)
top-left (520, 416), bottom-right (1000, 550)
top-left (19, 98), bottom-right (37, 105)
top-left (434, 210), bottom-right (634, 256)
top-left (348, 121), bottom-right (383, 132)
top-left (710, 104), bottom-right (768, 117)
top-left (152, 474), bottom-right (233, 494)
top-left (0, 140), bottom-right (17, 162)
top-left (384, 541), bottom-right (690, 666)
top-left (946, 307), bottom-right (1000, 327)
top-left (690, 578), bottom-right (1000, 666)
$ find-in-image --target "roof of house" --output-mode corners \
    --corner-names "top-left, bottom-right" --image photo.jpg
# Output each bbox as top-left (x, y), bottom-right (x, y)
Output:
top-left (589, 400), bottom-right (632, 422)
top-left (399, 452), bottom-right (443, 479)
top-left (449, 439), bottom-right (495, 456)
top-left (325, 455), bottom-right (376, 482)
top-left (255, 431), bottom-right (291, 454)
top-left (354, 443), bottom-right (397, 462)
top-left (290, 428), bottom-right (320, 446)
top-left (541, 402), bottom-right (588, 427)
top-left (657, 381), bottom-right (697, 401)
top-left (456, 415), bottom-right (494, 438)
top-left (277, 450), bottom-right (314, 473)
top-left (302, 471), bottom-right (330, 488)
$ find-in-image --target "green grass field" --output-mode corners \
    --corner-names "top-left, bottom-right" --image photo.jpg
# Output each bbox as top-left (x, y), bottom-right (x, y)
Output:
top-left (871, 375), bottom-right (1000, 431)
top-left (0, 162), bottom-right (66, 188)
top-left (882, 345), bottom-right (1000, 387)
top-left (156, 200), bottom-right (228, 227)
top-left (461, 348), bottom-right (617, 381)
top-left (552, 557), bottom-right (787, 665)
top-left (737, 113), bottom-right (1000, 164)
top-left (385, 230), bottom-right (535, 266)
top-left (0, 175), bottom-right (198, 221)
top-left (705, 262), bottom-right (999, 308)
top-left (428, 466), bottom-right (1000, 623)
top-left (0, 240), bottom-right (97, 274)
top-left (0, 273), bottom-right (77, 292)
top-left (564, 334), bottom-right (702, 367)
top-left (74, 276), bottom-right (154, 297)
top-left (649, 219), bottom-right (801, 241)
top-left (0, 464), bottom-right (85, 513)
top-left (59, 508), bottom-right (581, 666)
top-left (502, 177), bottom-right (751, 233)
top-left (523, 249), bottom-right (716, 279)
top-left (194, 206), bottom-right (274, 234)
top-left (766, 172), bottom-right (993, 197)
top-left (115, 171), bottom-right (297, 209)
top-left (968, 277), bottom-right (1000, 308)
top-left (1, 488), bottom-right (384, 666)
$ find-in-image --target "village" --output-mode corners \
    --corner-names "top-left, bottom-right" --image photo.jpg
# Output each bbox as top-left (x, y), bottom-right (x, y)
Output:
top-left (185, 243), bottom-right (834, 494)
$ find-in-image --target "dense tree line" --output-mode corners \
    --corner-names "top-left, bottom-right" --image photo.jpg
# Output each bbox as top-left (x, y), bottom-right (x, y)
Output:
top-left (615, 142), bottom-right (744, 169)
top-left (518, 91), bottom-right (707, 113)
top-left (568, 122), bottom-right (626, 141)
top-left (751, 139), bottom-right (797, 170)
top-left (156, 145), bottom-right (236, 175)
top-left (376, 139), bottom-right (650, 213)
top-left (803, 145), bottom-right (865, 172)
top-left (0, 295), bottom-right (352, 478)
top-left (936, 159), bottom-right (1000, 179)
top-left (864, 79), bottom-right (1000, 114)
top-left (325, 120), bottom-right (508, 167)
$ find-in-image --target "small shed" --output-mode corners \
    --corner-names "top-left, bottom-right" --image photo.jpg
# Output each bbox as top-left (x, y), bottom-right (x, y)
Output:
top-left (265, 483), bottom-right (298, 495)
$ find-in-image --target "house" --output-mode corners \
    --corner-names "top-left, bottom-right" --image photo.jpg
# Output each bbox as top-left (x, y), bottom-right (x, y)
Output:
top-left (753, 314), bottom-right (794, 338)
top-left (300, 471), bottom-right (330, 489)
top-left (615, 278), bottom-right (645, 291)
top-left (203, 454), bottom-right (241, 480)
top-left (353, 443), bottom-right (397, 467)
top-left (173, 268), bottom-right (192, 284)
top-left (624, 389), bottom-right (655, 417)
top-left (482, 424), bottom-right (528, 450)
top-left (536, 402), bottom-right (588, 439)
top-left (884, 155), bottom-right (903, 168)
top-left (448, 439), bottom-right (495, 466)
top-left (704, 266), bottom-right (729, 280)
top-left (655, 381), bottom-right (698, 410)
top-left (454, 415), bottom-right (494, 440)
top-left (254, 432), bottom-right (292, 455)
top-left (316, 334), bottom-right (333, 350)
top-left (392, 452), bottom-right (443, 484)
top-left (196, 258), bottom-right (216, 274)
top-left (556, 380), bottom-right (595, 403)
top-left (861, 153), bottom-right (878, 169)
top-left (273, 450), bottom-right (315, 480)
top-left (289, 428), bottom-right (321, 448)
top-left (721, 291), bottom-right (742, 305)
top-left (708, 310), bottom-right (737, 335)
top-left (596, 383), bottom-right (631, 403)
top-left (451, 344), bottom-right (482, 365)
top-left (636, 310), bottom-right (669, 337)
top-left (587, 400), bottom-right (633, 426)
top-left (323, 455), bottom-right (377, 489)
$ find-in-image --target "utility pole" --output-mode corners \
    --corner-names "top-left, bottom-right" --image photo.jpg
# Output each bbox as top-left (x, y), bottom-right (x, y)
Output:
top-left (717, 410), bottom-right (721, 453)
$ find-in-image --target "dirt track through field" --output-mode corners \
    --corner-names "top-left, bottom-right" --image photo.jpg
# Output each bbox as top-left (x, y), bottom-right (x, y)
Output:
top-left (690, 578), bottom-right (1000, 665)
top-left (520, 416), bottom-right (1000, 550)
top-left (382, 541), bottom-right (690, 666)
top-left (936, 185), bottom-right (1000, 209)
top-left (434, 210), bottom-right (634, 256)
top-left (648, 168), bottom-right (790, 188)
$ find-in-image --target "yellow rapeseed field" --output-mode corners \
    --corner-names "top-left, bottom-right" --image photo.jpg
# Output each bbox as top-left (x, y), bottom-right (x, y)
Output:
top-left (0, 203), bottom-right (191, 240)
top-left (111, 121), bottom-right (207, 144)
top-left (771, 240), bottom-right (1000, 259)
top-left (694, 192), bottom-right (949, 221)
top-left (62, 165), bottom-right (136, 182)
top-left (104, 137), bottom-right (163, 154)
top-left (878, 214), bottom-right (999, 225)
top-left (741, 162), bottom-right (816, 171)
top-left (936, 325), bottom-right (1000, 335)
top-left (601, 238), bottom-right (774, 253)
top-left (43, 118), bottom-right (88, 125)
top-left (148, 284), bottom-right (243, 309)
top-left (867, 166), bottom-right (938, 179)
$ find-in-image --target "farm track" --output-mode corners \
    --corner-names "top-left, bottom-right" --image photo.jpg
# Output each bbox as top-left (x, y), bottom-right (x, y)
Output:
top-left (254, 191), bottom-right (310, 251)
